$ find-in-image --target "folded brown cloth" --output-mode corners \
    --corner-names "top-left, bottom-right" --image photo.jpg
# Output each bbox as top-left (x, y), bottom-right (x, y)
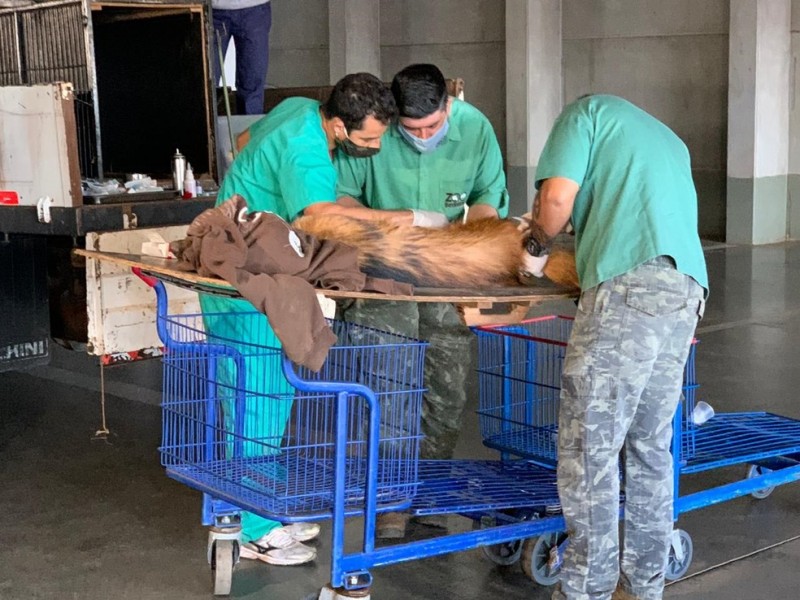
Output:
top-left (172, 195), bottom-right (413, 371)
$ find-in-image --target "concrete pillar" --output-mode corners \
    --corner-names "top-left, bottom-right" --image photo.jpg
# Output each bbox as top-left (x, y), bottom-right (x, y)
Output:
top-left (505, 0), bottom-right (562, 217)
top-left (328, 0), bottom-right (381, 84)
top-left (727, 0), bottom-right (791, 244)
top-left (789, 0), bottom-right (800, 240)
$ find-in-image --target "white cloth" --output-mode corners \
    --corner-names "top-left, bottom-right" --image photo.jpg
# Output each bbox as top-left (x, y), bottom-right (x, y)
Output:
top-left (522, 252), bottom-right (549, 278)
top-left (411, 209), bottom-right (450, 228)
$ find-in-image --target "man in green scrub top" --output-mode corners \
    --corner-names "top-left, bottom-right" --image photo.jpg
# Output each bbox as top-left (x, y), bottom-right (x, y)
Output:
top-left (525, 94), bottom-right (707, 600)
top-left (333, 63), bottom-right (510, 539)
top-left (203, 72), bottom-right (403, 567)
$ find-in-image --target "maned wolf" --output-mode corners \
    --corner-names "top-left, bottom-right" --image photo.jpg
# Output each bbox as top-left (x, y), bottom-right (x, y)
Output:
top-left (293, 214), bottom-right (578, 289)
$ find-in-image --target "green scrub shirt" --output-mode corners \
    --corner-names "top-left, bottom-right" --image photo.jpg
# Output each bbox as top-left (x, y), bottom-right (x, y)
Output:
top-left (334, 99), bottom-right (509, 221)
top-left (219, 98), bottom-right (337, 219)
top-left (535, 94), bottom-right (708, 293)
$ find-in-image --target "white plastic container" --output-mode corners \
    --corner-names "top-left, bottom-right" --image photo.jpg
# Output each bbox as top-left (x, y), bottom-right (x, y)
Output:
top-left (692, 401), bottom-right (715, 426)
top-left (183, 163), bottom-right (196, 198)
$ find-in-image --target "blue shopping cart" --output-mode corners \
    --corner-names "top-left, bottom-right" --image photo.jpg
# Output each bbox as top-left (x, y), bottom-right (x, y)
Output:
top-left (159, 307), bottom-right (426, 520)
top-left (475, 315), bottom-right (800, 582)
top-left (135, 269), bottom-right (574, 598)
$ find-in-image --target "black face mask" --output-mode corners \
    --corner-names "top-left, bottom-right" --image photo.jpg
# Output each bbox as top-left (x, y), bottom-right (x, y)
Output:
top-left (338, 129), bottom-right (380, 158)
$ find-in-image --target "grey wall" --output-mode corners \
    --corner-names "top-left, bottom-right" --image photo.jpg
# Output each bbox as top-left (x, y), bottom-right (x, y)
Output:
top-left (268, 1), bottom-right (506, 148)
top-left (267, 1), bottom-right (735, 240)
top-left (379, 0), bottom-right (506, 152)
top-left (269, 0), bottom-right (330, 86)
top-left (562, 0), bottom-right (729, 241)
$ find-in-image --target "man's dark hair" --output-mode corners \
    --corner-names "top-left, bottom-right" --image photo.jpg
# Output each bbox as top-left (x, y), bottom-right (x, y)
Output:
top-left (391, 64), bottom-right (448, 119)
top-left (322, 72), bottom-right (398, 131)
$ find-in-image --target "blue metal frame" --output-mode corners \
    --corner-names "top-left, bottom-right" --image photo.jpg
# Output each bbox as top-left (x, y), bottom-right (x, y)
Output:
top-left (476, 316), bottom-right (800, 580)
top-left (474, 320), bottom-right (565, 468)
top-left (281, 356), bottom-right (569, 589)
top-left (138, 271), bottom-right (250, 529)
top-left (141, 271), bottom-right (570, 591)
top-left (145, 272), bottom-right (248, 461)
top-left (282, 357), bottom-right (383, 588)
top-left (333, 517), bottom-right (566, 589)
top-left (672, 405), bottom-right (800, 518)
top-left (136, 267), bottom-right (800, 591)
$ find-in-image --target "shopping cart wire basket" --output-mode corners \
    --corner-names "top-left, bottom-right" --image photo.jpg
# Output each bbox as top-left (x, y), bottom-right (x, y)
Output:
top-left (475, 315), bottom-right (699, 468)
top-left (152, 286), bottom-right (427, 521)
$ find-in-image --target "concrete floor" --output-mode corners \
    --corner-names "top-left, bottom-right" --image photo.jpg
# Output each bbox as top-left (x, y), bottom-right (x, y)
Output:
top-left (2, 242), bottom-right (800, 599)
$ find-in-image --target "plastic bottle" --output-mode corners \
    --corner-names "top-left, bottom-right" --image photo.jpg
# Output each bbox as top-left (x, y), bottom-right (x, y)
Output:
top-left (183, 163), bottom-right (196, 199)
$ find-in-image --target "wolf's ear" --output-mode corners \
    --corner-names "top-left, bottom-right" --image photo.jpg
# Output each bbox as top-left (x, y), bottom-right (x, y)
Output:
top-left (511, 214), bottom-right (532, 234)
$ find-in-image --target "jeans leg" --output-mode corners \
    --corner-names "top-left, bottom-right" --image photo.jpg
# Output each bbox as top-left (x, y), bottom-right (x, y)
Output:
top-left (211, 11), bottom-right (233, 87)
top-left (231, 2), bottom-right (272, 114)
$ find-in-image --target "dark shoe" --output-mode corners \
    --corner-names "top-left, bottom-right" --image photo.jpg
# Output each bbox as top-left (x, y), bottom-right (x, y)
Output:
top-left (412, 514), bottom-right (448, 530)
top-left (611, 587), bottom-right (638, 600)
top-left (376, 512), bottom-right (409, 539)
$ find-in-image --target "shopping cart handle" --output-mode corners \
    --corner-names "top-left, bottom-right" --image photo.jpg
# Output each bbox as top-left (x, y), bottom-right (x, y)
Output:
top-left (280, 356), bottom-right (378, 408)
top-left (132, 267), bottom-right (159, 288)
top-left (281, 355), bottom-right (384, 560)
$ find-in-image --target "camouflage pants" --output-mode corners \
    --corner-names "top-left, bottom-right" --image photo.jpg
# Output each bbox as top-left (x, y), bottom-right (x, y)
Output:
top-left (552, 257), bottom-right (705, 600)
top-left (338, 299), bottom-right (472, 460)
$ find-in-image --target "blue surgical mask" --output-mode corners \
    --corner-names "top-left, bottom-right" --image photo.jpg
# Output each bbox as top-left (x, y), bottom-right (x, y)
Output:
top-left (398, 118), bottom-right (450, 154)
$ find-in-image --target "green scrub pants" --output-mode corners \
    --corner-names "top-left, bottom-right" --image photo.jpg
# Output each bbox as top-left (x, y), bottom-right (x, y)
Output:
top-left (200, 294), bottom-right (294, 543)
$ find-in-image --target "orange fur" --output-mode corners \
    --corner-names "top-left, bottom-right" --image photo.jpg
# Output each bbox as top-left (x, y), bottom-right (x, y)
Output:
top-left (542, 249), bottom-right (580, 289)
top-left (293, 214), bottom-right (578, 290)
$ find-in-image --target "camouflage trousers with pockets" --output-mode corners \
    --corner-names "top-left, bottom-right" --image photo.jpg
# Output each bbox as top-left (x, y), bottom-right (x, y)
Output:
top-left (552, 257), bottom-right (705, 600)
top-left (337, 299), bottom-right (473, 460)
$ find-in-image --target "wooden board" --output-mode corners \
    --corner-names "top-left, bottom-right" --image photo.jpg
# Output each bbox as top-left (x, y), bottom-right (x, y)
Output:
top-left (84, 228), bottom-right (200, 357)
top-left (74, 249), bottom-right (578, 325)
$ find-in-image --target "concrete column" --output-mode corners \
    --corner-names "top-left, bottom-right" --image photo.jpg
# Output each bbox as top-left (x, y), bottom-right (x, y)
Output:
top-left (328, 0), bottom-right (381, 84)
top-left (789, 0), bottom-right (800, 240)
top-left (727, 0), bottom-right (791, 244)
top-left (505, 0), bottom-right (562, 217)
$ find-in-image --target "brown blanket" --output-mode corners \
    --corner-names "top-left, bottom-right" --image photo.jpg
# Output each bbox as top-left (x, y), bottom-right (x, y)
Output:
top-left (173, 196), bottom-right (413, 371)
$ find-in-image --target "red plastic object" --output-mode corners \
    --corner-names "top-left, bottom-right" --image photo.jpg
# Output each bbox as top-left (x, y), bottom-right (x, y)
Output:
top-left (0, 190), bottom-right (20, 205)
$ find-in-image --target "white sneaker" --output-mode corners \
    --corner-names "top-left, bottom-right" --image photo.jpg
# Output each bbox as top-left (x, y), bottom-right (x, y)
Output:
top-left (240, 540), bottom-right (316, 566)
top-left (258, 523), bottom-right (320, 549)
top-left (283, 522), bottom-right (321, 543)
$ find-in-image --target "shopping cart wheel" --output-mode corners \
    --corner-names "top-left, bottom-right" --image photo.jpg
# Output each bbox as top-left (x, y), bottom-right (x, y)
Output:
top-left (521, 532), bottom-right (567, 586)
top-left (212, 539), bottom-right (237, 596)
top-left (481, 537), bottom-right (524, 566)
top-left (472, 519), bottom-right (523, 566)
top-left (665, 529), bottom-right (693, 581)
top-left (747, 465), bottom-right (775, 499)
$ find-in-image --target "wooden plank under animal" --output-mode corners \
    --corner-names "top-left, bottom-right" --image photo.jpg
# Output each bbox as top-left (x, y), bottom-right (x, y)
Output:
top-left (74, 250), bottom-right (577, 326)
